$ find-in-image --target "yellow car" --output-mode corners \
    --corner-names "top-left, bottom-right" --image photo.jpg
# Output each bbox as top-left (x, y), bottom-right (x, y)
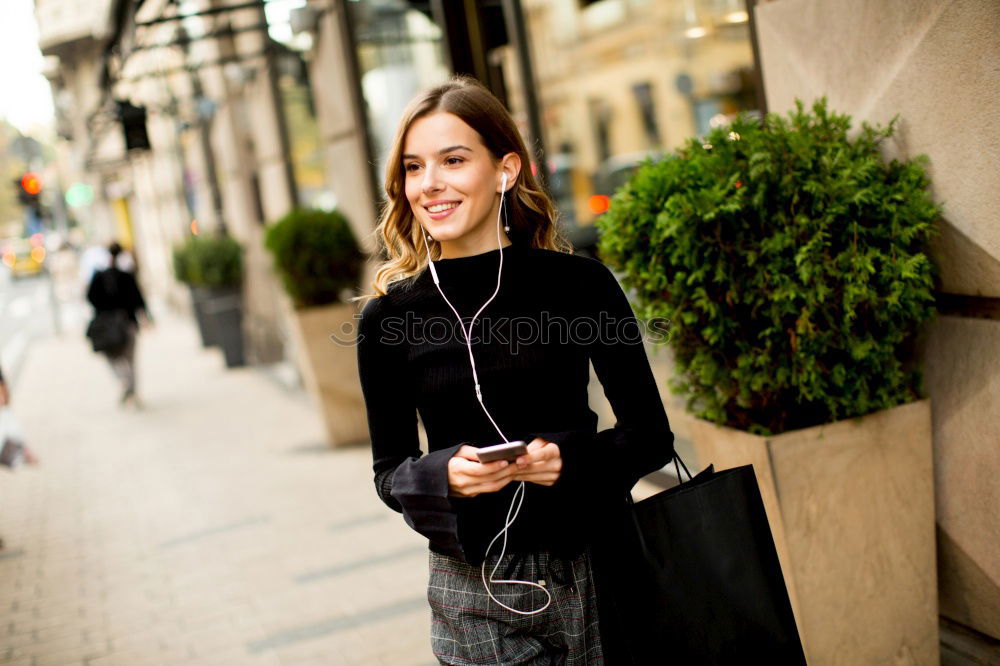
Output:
top-left (1, 236), bottom-right (46, 278)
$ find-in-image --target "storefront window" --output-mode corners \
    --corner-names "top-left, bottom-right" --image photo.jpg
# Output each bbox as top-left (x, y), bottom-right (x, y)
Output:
top-left (265, 1), bottom-right (333, 211)
top-left (345, 0), bottom-right (450, 190)
top-left (503, 0), bottom-right (759, 235)
top-left (275, 48), bottom-right (331, 211)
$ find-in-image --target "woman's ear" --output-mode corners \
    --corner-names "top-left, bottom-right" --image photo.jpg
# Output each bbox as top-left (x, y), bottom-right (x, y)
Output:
top-left (499, 153), bottom-right (522, 192)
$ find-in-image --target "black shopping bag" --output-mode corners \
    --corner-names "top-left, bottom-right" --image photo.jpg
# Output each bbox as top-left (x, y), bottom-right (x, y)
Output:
top-left (591, 457), bottom-right (806, 665)
top-left (86, 310), bottom-right (129, 355)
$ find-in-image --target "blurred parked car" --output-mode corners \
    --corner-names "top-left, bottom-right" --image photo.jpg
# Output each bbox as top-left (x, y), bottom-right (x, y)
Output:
top-left (1, 235), bottom-right (47, 278)
top-left (590, 150), bottom-right (667, 208)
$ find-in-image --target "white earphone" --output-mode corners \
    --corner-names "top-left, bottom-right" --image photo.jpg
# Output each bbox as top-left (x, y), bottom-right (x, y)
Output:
top-left (420, 169), bottom-right (552, 619)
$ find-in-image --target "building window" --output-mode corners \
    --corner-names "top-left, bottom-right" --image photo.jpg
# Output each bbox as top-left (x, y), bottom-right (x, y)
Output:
top-left (345, 0), bottom-right (450, 191)
top-left (500, 0), bottom-right (759, 233)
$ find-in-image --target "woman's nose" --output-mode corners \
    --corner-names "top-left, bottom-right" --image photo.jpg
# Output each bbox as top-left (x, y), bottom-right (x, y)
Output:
top-left (421, 165), bottom-right (443, 194)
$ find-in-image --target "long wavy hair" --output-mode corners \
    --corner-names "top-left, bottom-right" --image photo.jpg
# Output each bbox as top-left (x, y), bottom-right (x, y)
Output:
top-left (357, 75), bottom-right (573, 301)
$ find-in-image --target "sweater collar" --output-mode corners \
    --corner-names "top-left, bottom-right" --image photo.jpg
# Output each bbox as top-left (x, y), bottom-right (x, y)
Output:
top-left (431, 243), bottom-right (522, 277)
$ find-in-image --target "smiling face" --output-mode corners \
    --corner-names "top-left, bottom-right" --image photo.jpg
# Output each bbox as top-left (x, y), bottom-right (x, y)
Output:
top-left (402, 112), bottom-right (519, 259)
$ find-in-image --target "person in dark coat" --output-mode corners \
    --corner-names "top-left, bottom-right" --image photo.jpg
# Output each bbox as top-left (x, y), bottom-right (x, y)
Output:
top-left (86, 242), bottom-right (153, 407)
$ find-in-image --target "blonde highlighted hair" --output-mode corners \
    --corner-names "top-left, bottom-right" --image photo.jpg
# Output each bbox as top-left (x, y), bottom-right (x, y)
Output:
top-left (356, 75), bottom-right (573, 302)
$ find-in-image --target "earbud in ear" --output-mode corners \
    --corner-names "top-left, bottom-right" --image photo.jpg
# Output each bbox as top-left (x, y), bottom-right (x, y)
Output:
top-left (500, 173), bottom-right (510, 234)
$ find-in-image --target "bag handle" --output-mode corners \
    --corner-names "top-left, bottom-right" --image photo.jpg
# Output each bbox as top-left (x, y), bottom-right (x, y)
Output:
top-left (623, 452), bottom-right (693, 559)
top-left (625, 451), bottom-right (694, 510)
top-left (672, 452), bottom-right (693, 483)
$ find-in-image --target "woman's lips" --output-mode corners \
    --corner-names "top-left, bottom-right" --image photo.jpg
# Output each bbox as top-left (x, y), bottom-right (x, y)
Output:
top-left (426, 201), bottom-right (460, 220)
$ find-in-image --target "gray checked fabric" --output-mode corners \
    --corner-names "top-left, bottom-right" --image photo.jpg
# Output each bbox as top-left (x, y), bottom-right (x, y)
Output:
top-left (427, 549), bottom-right (605, 665)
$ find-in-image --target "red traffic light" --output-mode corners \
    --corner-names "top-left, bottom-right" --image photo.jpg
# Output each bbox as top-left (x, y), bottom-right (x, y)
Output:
top-left (21, 173), bottom-right (42, 195)
top-left (588, 194), bottom-right (611, 215)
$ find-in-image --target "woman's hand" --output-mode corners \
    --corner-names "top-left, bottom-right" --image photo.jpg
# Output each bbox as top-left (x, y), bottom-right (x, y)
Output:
top-left (512, 438), bottom-right (562, 486)
top-left (448, 445), bottom-right (516, 497)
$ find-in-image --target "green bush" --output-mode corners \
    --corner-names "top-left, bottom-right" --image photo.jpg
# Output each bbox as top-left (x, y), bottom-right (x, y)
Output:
top-left (172, 243), bottom-right (192, 284)
top-left (597, 98), bottom-right (940, 435)
top-left (264, 208), bottom-right (365, 308)
top-left (172, 234), bottom-right (243, 288)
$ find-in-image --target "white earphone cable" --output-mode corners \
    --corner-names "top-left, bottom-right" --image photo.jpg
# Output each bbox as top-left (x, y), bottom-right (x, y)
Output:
top-left (422, 172), bottom-right (552, 618)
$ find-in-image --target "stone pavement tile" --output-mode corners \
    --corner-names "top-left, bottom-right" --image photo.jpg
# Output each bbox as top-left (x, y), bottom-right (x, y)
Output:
top-left (0, 314), bottom-right (444, 665)
top-left (83, 646), bottom-right (191, 666)
top-left (186, 646), bottom-right (284, 666)
top-left (28, 644), bottom-right (110, 666)
top-left (0, 646), bottom-right (30, 664)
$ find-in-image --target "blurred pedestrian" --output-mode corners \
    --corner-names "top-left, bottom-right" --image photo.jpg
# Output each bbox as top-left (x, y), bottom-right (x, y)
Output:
top-left (0, 365), bottom-right (35, 466)
top-left (0, 363), bottom-right (39, 551)
top-left (86, 242), bottom-right (153, 407)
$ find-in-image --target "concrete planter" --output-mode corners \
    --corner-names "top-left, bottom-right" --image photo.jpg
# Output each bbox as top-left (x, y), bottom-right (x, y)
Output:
top-left (188, 286), bottom-right (218, 347)
top-left (197, 286), bottom-right (245, 368)
top-left (290, 302), bottom-right (368, 447)
top-left (690, 399), bottom-right (938, 665)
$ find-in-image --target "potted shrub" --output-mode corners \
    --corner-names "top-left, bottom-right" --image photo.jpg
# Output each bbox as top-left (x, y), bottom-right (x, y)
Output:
top-left (265, 208), bottom-right (367, 447)
top-left (598, 99), bottom-right (941, 664)
top-left (173, 241), bottom-right (215, 348)
top-left (174, 234), bottom-right (245, 367)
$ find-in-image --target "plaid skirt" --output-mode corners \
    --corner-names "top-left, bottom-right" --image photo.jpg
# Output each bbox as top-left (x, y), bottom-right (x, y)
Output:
top-left (427, 549), bottom-right (605, 665)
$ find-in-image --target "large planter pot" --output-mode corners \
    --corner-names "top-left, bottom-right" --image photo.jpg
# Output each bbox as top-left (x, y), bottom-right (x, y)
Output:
top-left (689, 399), bottom-right (938, 665)
top-left (198, 285), bottom-right (245, 368)
top-left (189, 286), bottom-right (217, 347)
top-left (290, 302), bottom-right (369, 447)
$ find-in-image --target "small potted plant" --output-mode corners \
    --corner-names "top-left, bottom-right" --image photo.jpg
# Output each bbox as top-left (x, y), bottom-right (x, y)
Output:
top-left (598, 99), bottom-right (941, 664)
top-left (265, 208), bottom-right (367, 447)
top-left (173, 241), bottom-right (214, 348)
top-left (173, 233), bottom-right (245, 367)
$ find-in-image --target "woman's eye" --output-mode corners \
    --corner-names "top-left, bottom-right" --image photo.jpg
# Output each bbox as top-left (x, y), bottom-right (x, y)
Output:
top-left (404, 163), bottom-right (420, 173)
top-left (445, 157), bottom-right (463, 166)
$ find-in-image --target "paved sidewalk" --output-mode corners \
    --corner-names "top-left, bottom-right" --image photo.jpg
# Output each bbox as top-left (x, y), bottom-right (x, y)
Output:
top-left (0, 313), bottom-right (437, 666)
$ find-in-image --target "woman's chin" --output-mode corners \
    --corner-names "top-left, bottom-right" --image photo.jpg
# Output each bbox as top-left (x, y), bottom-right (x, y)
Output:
top-left (426, 224), bottom-right (467, 243)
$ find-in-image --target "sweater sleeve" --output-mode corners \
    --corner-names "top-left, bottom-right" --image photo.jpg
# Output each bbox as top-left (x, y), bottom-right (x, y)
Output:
top-left (357, 295), bottom-right (464, 556)
top-left (528, 262), bottom-right (675, 495)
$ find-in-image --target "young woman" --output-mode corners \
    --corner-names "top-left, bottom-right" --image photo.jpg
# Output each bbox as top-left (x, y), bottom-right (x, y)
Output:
top-left (356, 75), bottom-right (674, 665)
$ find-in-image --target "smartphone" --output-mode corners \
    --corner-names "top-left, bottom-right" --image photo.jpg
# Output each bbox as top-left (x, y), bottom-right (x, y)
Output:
top-left (475, 440), bottom-right (528, 464)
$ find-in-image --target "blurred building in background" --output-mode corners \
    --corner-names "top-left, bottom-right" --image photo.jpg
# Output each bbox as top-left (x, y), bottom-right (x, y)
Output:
top-left (510, 0), bottom-right (758, 234)
top-left (32, 0), bottom-right (999, 656)
top-left (36, 0), bottom-right (305, 365)
top-left (35, 0), bottom-right (133, 256)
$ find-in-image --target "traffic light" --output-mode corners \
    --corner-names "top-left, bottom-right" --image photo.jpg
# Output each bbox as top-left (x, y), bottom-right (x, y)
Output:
top-left (17, 172), bottom-right (41, 206)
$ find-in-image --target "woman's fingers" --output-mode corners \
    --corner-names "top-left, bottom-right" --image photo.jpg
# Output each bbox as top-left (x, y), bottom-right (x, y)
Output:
top-left (454, 445), bottom-right (482, 461)
top-left (449, 441), bottom-right (563, 496)
top-left (513, 441), bottom-right (562, 486)
top-left (516, 444), bottom-right (561, 468)
top-left (448, 453), bottom-right (517, 497)
top-left (511, 472), bottom-right (559, 486)
top-left (451, 456), bottom-right (510, 477)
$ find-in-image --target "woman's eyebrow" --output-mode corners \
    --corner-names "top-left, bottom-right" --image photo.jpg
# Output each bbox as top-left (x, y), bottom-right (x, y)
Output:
top-left (402, 145), bottom-right (473, 160)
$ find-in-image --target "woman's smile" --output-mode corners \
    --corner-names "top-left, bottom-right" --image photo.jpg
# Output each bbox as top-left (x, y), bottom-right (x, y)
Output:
top-left (424, 200), bottom-right (462, 219)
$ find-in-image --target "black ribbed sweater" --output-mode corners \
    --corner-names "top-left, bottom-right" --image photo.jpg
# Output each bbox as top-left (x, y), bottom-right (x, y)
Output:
top-left (356, 243), bottom-right (674, 566)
